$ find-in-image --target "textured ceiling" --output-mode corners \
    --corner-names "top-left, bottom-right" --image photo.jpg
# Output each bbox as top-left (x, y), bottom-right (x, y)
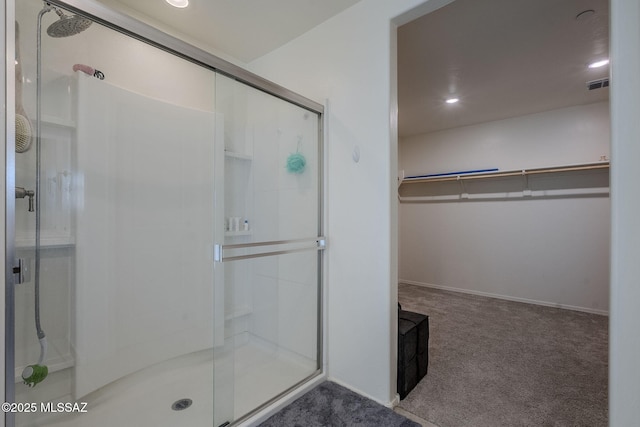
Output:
top-left (398, 0), bottom-right (610, 137)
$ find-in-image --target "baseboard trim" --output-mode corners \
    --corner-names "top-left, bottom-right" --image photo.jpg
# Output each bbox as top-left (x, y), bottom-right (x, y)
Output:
top-left (327, 377), bottom-right (398, 408)
top-left (390, 393), bottom-right (400, 408)
top-left (399, 280), bottom-right (609, 316)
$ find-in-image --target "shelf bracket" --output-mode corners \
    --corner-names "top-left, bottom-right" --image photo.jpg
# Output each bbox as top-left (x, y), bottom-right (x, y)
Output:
top-left (522, 170), bottom-right (532, 196)
top-left (457, 176), bottom-right (469, 199)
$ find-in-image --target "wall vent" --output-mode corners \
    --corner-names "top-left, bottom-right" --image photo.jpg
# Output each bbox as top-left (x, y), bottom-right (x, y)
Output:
top-left (587, 78), bottom-right (610, 90)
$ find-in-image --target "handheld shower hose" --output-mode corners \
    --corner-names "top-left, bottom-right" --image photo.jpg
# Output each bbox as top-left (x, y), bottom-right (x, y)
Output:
top-left (21, 2), bottom-right (94, 389)
top-left (21, 5), bottom-right (52, 388)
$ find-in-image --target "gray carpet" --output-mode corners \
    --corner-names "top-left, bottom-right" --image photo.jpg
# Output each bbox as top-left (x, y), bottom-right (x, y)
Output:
top-left (397, 283), bottom-right (608, 427)
top-left (258, 381), bottom-right (420, 427)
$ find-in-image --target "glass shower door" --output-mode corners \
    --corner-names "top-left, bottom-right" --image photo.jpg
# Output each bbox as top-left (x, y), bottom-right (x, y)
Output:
top-left (213, 74), bottom-right (323, 423)
top-left (13, 3), bottom-right (221, 426)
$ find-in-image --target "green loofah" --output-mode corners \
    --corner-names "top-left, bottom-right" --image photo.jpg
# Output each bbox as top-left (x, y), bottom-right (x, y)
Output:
top-left (286, 152), bottom-right (306, 174)
top-left (22, 364), bottom-right (48, 388)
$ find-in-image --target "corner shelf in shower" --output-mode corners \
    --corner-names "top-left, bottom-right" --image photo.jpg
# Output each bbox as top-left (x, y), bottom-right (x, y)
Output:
top-left (15, 236), bottom-right (75, 249)
top-left (225, 305), bottom-right (253, 321)
top-left (225, 230), bottom-right (252, 237)
top-left (42, 114), bottom-right (76, 129)
top-left (224, 150), bottom-right (253, 161)
top-left (224, 150), bottom-right (253, 238)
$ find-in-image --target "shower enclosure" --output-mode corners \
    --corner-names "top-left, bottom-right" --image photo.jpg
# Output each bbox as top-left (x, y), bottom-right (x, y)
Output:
top-left (7, 1), bottom-right (324, 426)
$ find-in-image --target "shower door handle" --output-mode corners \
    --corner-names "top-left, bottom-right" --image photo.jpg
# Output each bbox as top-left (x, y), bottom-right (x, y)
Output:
top-left (214, 237), bottom-right (326, 263)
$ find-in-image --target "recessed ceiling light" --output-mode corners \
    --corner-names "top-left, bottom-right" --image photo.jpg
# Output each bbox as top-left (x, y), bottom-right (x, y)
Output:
top-left (445, 98), bottom-right (459, 104)
top-left (166, 0), bottom-right (188, 8)
top-left (588, 59), bottom-right (609, 68)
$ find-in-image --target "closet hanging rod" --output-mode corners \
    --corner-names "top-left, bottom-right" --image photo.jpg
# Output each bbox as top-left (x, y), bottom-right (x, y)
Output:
top-left (401, 162), bottom-right (609, 185)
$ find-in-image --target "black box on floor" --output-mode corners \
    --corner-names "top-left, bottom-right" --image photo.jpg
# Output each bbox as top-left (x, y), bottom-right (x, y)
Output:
top-left (398, 309), bottom-right (429, 399)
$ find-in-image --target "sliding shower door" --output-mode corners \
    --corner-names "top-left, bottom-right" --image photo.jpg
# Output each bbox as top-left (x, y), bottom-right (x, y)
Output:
top-left (13, 2), bottom-right (222, 426)
top-left (213, 74), bottom-right (323, 424)
top-left (10, 2), bottom-right (323, 427)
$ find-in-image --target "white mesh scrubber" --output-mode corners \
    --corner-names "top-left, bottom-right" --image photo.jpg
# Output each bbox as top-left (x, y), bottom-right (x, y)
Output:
top-left (16, 111), bottom-right (32, 153)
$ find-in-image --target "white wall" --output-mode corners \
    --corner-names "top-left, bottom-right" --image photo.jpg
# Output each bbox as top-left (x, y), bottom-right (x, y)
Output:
top-left (399, 102), bottom-right (610, 314)
top-left (249, 0), bottom-right (454, 405)
top-left (401, 103), bottom-right (610, 175)
top-left (609, 0), bottom-right (640, 424)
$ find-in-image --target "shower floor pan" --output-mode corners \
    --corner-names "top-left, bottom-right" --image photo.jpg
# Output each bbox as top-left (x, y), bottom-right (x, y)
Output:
top-left (19, 338), bottom-right (316, 427)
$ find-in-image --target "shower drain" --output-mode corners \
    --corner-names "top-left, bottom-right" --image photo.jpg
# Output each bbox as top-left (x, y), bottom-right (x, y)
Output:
top-left (171, 398), bottom-right (193, 411)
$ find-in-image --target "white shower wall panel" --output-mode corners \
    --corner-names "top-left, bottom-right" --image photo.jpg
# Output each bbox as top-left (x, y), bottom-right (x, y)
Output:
top-left (250, 119), bottom-right (318, 239)
top-left (278, 188), bottom-right (319, 239)
top-left (74, 73), bottom-right (216, 398)
top-left (250, 255), bottom-right (318, 361)
top-left (252, 190), bottom-right (280, 243)
top-left (250, 272), bottom-right (279, 344)
top-left (277, 253), bottom-right (318, 360)
top-left (243, 86), bottom-right (319, 361)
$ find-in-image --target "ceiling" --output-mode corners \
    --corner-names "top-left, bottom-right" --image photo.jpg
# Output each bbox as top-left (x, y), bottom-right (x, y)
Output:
top-left (96, 0), bottom-right (361, 62)
top-left (398, 0), bottom-right (610, 137)
top-left (95, 0), bottom-right (609, 139)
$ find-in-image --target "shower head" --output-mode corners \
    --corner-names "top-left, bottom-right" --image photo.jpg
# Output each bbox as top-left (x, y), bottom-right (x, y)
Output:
top-left (46, 9), bottom-right (92, 38)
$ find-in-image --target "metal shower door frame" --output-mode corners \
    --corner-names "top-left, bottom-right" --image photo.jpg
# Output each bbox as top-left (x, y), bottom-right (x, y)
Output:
top-left (4, 2), bottom-right (17, 426)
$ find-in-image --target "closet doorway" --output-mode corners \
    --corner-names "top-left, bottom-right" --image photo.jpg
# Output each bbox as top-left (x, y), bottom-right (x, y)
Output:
top-left (395, 0), bottom-right (610, 425)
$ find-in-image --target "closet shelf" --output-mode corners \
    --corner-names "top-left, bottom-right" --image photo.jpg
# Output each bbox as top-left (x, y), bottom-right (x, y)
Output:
top-left (399, 161), bottom-right (610, 202)
top-left (401, 161), bottom-right (609, 184)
